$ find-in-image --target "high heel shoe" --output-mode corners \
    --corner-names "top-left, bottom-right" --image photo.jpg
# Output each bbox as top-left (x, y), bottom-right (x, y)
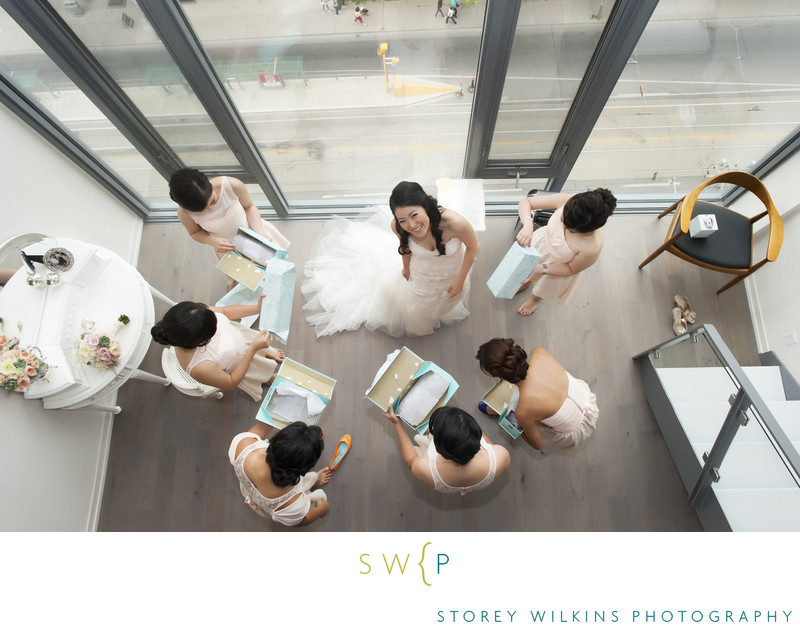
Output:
top-left (674, 294), bottom-right (696, 324)
top-left (672, 307), bottom-right (688, 336)
top-left (329, 435), bottom-right (352, 471)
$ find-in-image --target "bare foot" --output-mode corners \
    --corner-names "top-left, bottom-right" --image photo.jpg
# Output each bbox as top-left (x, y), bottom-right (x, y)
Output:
top-left (515, 279), bottom-right (532, 295)
top-left (313, 467), bottom-right (332, 488)
top-left (266, 347), bottom-right (285, 362)
top-left (517, 296), bottom-right (542, 316)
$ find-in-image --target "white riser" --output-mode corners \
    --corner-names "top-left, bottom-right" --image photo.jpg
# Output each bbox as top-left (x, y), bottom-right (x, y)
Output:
top-left (674, 400), bottom-right (800, 445)
top-left (691, 441), bottom-right (799, 489)
top-left (656, 366), bottom-right (786, 404)
top-left (714, 488), bottom-right (800, 532)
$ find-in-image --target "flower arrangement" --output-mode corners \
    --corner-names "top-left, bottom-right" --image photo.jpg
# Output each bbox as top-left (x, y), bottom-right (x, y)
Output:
top-left (0, 318), bottom-right (49, 393)
top-left (74, 314), bottom-right (130, 371)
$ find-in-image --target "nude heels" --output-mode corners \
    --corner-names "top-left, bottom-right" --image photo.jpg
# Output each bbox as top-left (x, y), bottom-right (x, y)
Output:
top-left (674, 294), bottom-right (696, 324)
top-left (672, 307), bottom-right (688, 336)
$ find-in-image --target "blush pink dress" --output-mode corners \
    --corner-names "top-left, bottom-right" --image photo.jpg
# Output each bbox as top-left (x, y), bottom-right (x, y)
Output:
top-left (529, 206), bottom-right (580, 303)
top-left (185, 313), bottom-right (277, 401)
top-left (537, 372), bottom-right (599, 450)
top-left (184, 176), bottom-right (289, 259)
top-left (413, 434), bottom-right (498, 495)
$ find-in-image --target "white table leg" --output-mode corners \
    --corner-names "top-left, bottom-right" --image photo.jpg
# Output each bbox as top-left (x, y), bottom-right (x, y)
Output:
top-left (149, 284), bottom-right (176, 306)
top-left (83, 403), bottom-right (122, 414)
top-left (131, 368), bottom-right (170, 386)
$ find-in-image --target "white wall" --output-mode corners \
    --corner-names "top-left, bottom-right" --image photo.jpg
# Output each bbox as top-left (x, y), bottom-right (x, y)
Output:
top-left (0, 104), bottom-right (144, 531)
top-left (734, 151), bottom-right (800, 380)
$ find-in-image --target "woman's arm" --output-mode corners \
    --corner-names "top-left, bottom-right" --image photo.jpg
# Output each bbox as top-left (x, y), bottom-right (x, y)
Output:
top-left (210, 293), bottom-right (265, 320)
top-left (516, 193), bottom-right (574, 246)
top-left (189, 329), bottom-right (272, 391)
top-left (229, 177), bottom-right (264, 236)
top-left (177, 207), bottom-right (235, 255)
top-left (383, 407), bottom-right (421, 469)
top-left (390, 220), bottom-right (412, 280)
top-left (444, 211), bottom-right (478, 298)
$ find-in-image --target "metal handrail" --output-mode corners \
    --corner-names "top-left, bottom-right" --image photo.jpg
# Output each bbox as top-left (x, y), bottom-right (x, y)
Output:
top-left (635, 323), bottom-right (800, 486)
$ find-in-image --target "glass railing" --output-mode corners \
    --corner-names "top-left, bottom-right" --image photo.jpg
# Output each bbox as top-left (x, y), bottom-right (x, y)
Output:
top-left (637, 324), bottom-right (800, 531)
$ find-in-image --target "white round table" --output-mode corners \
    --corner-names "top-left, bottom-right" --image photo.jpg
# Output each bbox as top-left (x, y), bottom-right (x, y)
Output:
top-left (0, 237), bottom-right (172, 413)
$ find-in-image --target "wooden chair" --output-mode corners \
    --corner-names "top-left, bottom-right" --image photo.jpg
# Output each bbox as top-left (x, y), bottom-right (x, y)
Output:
top-left (639, 171), bottom-right (783, 294)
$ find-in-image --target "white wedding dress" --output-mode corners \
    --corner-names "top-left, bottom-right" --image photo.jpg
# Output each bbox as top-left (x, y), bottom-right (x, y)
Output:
top-left (301, 208), bottom-right (470, 337)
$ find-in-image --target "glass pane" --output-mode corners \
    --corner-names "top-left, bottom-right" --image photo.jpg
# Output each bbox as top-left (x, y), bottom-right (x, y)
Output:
top-left (489, 0), bottom-right (616, 162)
top-left (483, 178), bottom-right (550, 206)
top-left (0, 8), bottom-right (165, 201)
top-left (45, 0), bottom-right (241, 171)
top-left (179, 0), bottom-right (486, 207)
top-left (567, 1), bottom-right (800, 196)
top-left (712, 405), bottom-right (800, 532)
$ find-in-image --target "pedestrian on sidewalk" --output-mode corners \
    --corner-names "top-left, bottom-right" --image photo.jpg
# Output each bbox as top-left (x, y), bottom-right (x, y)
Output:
top-left (333, 0), bottom-right (341, 16)
top-left (446, 6), bottom-right (457, 24)
top-left (435, 0), bottom-right (444, 17)
top-left (321, 0), bottom-right (331, 14)
top-left (354, 6), bottom-right (365, 25)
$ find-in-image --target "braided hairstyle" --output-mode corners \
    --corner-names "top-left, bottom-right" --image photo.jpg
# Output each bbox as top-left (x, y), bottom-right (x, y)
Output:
top-left (428, 406), bottom-right (482, 466)
top-left (266, 422), bottom-right (325, 487)
top-left (150, 301), bottom-right (217, 349)
top-left (562, 187), bottom-right (616, 233)
top-left (475, 338), bottom-right (529, 384)
top-left (169, 168), bottom-right (213, 212)
top-left (389, 181), bottom-right (446, 256)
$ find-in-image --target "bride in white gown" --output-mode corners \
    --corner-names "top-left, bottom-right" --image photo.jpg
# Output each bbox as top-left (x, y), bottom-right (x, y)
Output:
top-left (302, 181), bottom-right (478, 337)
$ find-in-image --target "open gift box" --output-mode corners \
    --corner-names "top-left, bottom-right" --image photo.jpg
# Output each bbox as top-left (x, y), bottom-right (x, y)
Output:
top-left (256, 358), bottom-right (336, 429)
top-left (487, 242), bottom-right (542, 299)
top-left (216, 227), bottom-right (289, 291)
top-left (365, 346), bottom-right (458, 434)
top-left (482, 379), bottom-right (523, 439)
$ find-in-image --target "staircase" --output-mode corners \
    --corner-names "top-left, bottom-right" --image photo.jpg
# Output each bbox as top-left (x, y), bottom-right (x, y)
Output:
top-left (635, 326), bottom-right (800, 531)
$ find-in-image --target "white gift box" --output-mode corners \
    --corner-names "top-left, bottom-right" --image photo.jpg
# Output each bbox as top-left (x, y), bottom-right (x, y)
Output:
top-left (689, 214), bottom-right (718, 238)
top-left (486, 242), bottom-right (542, 299)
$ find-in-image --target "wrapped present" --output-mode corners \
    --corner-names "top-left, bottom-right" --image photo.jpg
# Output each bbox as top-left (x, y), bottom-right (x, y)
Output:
top-left (259, 258), bottom-right (295, 344)
top-left (482, 379), bottom-right (523, 439)
top-left (365, 346), bottom-right (458, 434)
top-left (689, 213), bottom-right (718, 238)
top-left (215, 227), bottom-right (288, 291)
top-left (487, 242), bottom-right (542, 299)
top-left (256, 358), bottom-right (336, 429)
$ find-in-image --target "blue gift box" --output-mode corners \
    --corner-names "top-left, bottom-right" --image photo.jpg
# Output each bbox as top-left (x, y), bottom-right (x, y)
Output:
top-left (482, 379), bottom-right (523, 439)
top-left (256, 358), bottom-right (336, 429)
top-left (215, 227), bottom-right (289, 291)
top-left (259, 258), bottom-right (295, 344)
top-left (486, 242), bottom-right (542, 299)
top-left (365, 347), bottom-right (458, 434)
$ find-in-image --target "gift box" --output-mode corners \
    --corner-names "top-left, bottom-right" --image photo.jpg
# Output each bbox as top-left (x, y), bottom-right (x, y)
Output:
top-left (215, 227), bottom-right (288, 291)
top-left (689, 213), bottom-right (718, 238)
top-left (259, 258), bottom-right (295, 344)
top-left (365, 346), bottom-right (458, 434)
top-left (256, 358), bottom-right (336, 429)
top-left (486, 242), bottom-right (542, 299)
top-left (482, 379), bottom-right (523, 439)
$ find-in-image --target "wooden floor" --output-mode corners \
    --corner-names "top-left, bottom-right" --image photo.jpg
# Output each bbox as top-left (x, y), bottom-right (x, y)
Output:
top-left (99, 215), bottom-right (760, 532)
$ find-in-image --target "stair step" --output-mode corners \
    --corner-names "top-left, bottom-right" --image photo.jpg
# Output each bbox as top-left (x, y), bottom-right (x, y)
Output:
top-left (656, 366), bottom-right (786, 404)
top-left (714, 488), bottom-right (800, 532)
top-left (691, 441), bottom-right (799, 489)
top-left (673, 400), bottom-right (800, 444)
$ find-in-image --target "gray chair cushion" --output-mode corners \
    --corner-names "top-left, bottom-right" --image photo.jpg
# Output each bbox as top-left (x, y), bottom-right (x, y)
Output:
top-left (671, 200), bottom-right (752, 270)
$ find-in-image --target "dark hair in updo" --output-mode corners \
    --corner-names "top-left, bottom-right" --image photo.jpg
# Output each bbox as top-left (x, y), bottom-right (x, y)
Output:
top-left (475, 338), bottom-right (529, 384)
top-left (428, 406), bottom-right (482, 466)
top-left (266, 422), bottom-right (325, 487)
top-left (389, 181), bottom-right (446, 256)
top-left (169, 168), bottom-right (213, 212)
top-left (150, 301), bottom-right (217, 349)
top-left (562, 188), bottom-right (616, 233)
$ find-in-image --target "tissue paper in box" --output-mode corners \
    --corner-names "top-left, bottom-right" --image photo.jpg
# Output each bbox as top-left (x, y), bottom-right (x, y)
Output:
top-left (216, 227), bottom-right (288, 290)
top-left (256, 358), bottom-right (336, 429)
top-left (482, 379), bottom-right (523, 439)
top-left (487, 242), bottom-right (542, 299)
top-left (365, 347), bottom-right (458, 434)
top-left (260, 258), bottom-right (295, 344)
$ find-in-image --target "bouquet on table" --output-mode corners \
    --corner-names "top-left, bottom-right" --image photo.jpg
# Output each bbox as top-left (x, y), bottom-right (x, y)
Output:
top-left (74, 314), bottom-right (130, 371)
top-left (0, 317), bottom-right (49, 393)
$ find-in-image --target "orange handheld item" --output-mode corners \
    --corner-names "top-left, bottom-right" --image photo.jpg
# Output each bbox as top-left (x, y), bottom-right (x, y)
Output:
top-left (329, 434), bottom-right (352, 471)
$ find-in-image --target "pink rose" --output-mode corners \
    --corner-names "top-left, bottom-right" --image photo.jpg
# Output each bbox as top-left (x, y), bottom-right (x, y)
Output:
top-left (86, 334), bottom-right (99, 348)
top-left (17, 376), bottom-right (31, 390)
top-left (26, 366), bottom-right (36, 376)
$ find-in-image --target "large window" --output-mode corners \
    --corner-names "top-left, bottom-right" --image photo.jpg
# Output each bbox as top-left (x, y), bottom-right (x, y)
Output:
top-left (1, 0), bottom-right (798, 216)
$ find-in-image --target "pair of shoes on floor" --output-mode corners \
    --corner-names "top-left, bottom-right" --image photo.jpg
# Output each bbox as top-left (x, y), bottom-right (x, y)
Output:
top-left (672, 294), bottom-right (696, 335)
